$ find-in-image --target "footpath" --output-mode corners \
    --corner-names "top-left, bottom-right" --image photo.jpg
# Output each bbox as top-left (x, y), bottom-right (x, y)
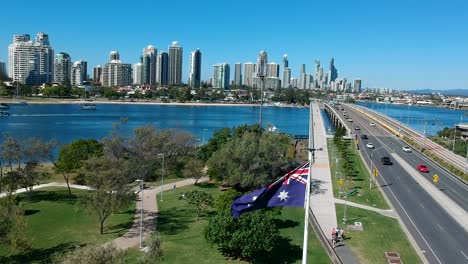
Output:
top-left (309, 102), bottom-right (359, 264)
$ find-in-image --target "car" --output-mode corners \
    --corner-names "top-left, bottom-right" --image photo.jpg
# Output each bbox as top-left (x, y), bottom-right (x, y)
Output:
top-left (348, 118), bottom-right (353, 122)
top-left (402, 146), bottom-right (412, 152)
top-left (417, 164), bottom-right (429, 173)
top-left (381, 156), bottom-right (393, 165)
top-left (354, 126), bottom-right (361, 130)
top-left (361, 134), bottom-right (368, 139)
top-left (366, 143), bottom-right (374, 149)
top-left (370, 122), bottom-right (375, 126)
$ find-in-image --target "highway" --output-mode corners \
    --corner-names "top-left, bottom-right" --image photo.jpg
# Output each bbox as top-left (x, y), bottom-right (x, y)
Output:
top-left (334, 104), bottom-right (468, 264)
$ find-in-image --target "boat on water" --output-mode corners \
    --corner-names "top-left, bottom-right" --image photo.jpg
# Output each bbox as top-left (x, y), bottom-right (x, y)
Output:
top-left (0, 103), bottom-right (10, 109)
top-left (80, 103), bottom-right (97, 110)
top-left (0, 111), bottom-right (10, 117)
top-left (10, 101), bottom-right (28, 106)
top-left (267, 124), bottom-right (278, 132)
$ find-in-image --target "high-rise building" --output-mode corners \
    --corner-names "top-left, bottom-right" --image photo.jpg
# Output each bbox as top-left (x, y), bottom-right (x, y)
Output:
top-left (234, 63), bottom-right (242, 86)
top-left (109, 51), bottom-right (119, 61)
top-left (267, 62), bottom-right (279, 78)
top-left (142, 45), bottom-right (157, 85)
top-left (8, 32), bottom-right (54, 85)
top-left (133, 62), bottom-right (143, 85)
top-left (299, 64), bottom-right (306, 89)
top-left (168, 41), bottom-right (183, 85)
top-left (0, 61), bottom-right (7, 80)
top-left (291, 78), bottom-right (298, 88)
top-left (243, 62), bottom-right (256, 87)
top-left (353, 79), bottom-right (362, 93)
top-left (189, 49), bottom-right (202, 88)
top-left (282, 68), bottom-right (291, 88)
top-left (93, 65), bottom-right (102, 85)
top-left (156, 51), bottom-right (169, 86)
top-left (102, 51), bottom-right (132, 87)
top-left (328, 58), bottom-right (338, 84)
top-left (54, 52), bottom-right (71, 86)
top-left (71, 60), bottom-right (87, 86)
top-left (282, 54), bottom-right (288, 68)
top-left (213, 63), bottom-right (230, 89)
top-left (256, 50), bottom-right (268, 77)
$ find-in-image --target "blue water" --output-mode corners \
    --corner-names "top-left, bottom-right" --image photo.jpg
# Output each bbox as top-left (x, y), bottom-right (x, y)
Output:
top-left (357, 102), bottom-right (468, 136)
top-left (0, 104), bottom-right (310, 146)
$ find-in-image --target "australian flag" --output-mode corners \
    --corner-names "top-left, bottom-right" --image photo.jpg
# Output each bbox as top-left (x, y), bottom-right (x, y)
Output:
top-left (231, 162), bottom-right (310, 218)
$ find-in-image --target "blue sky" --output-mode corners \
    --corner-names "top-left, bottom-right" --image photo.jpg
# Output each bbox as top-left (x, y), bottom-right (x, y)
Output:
top-left (1, 0), bottom-right (467, 90)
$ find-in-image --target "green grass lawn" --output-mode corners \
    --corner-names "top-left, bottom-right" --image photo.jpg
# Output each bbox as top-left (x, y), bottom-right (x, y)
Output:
top-left (156, 183), bottom-right (332, 264)
top-left (328, 139), bottom-right (389, 209)
top-left (0, 187), bottom-right (135, 264)
top-left (336, 205), bottom-right (421, 264)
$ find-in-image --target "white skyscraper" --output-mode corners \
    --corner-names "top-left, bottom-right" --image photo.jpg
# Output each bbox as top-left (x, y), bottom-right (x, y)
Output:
top-left (54, 52), bottom-right (71, 86)
top-left (282, 68), bottom-right (291, 88)
top-left (213, 63), bottom-right (230, 89)
top-left (256, 50), bottom-right (268, 77)
top-left (8, 32), bottom-right (54, 85)
top-left (267, 62), bottom-right (279, 78)
top-left (133, 62), bottom-right (143, 85)
top-left (71, 60), bottom-right (87, 86)
top-left (102, 51), bottom-right (132, 87)
top-left (168, 41), bottom-right (183, 85)
top-left (243, 63), bottom-right (256, 87)
top-left (142, 45), bottom-right (157, 85)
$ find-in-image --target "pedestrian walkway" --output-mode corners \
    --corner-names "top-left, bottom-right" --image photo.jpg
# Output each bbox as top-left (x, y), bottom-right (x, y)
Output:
top-left (113, 177), bottom-right (209, 249)
top-left (309, 102), bottom-right (359, 264)
top-left (0, 182), bottom-right (91, 198)
top-left (334, 198), bottom-right (397, 218)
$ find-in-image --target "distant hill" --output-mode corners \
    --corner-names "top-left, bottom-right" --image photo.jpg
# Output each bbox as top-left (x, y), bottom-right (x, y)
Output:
top-left (407, 89), bottom-right (468, 96)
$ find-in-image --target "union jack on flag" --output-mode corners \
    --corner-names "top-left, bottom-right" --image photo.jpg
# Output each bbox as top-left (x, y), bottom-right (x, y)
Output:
top-left (231, 162), bottom-right (310, 217)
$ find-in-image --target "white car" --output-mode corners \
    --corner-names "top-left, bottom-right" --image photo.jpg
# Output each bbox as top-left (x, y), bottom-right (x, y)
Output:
top-left (402, 146), bottom-right (412, 152)
top-left (348, 118), bottom-right (353, 122)
top-left (370, 122), bottom-right (375, 126)
top-left (366, 143), bottom-right (374, 149)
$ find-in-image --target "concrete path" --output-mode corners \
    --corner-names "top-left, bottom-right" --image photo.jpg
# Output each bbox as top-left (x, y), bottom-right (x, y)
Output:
top-left (309, 102), bottom-right (360, 264)
top-left (0, 182), bottom-right (91, 198)
top-left (113, 177), bottom-right (209, 249)
top-left (334, 198), bottom-right (397, 218)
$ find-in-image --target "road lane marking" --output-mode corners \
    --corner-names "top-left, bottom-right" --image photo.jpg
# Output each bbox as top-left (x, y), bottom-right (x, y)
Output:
top-left (461, 251), bottom-right (468, 261)
top-left (437, 224), bottom-right (444, 231)
top-left (419, 202), bottom-right (425, 209)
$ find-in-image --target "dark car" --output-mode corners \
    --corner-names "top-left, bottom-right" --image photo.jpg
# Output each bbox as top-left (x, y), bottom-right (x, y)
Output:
top-left (361, 134), bottom-right (368, 139)
top-left (381, 157), bottom-right (393, 165)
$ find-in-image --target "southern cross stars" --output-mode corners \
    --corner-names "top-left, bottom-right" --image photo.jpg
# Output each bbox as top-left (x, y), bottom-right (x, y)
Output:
top-left (277, 190), bottom-right (289, 201)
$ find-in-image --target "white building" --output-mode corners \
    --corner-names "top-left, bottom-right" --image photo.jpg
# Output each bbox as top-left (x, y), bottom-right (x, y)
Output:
top-left (102, 51), bottom-right (132, 87)
top-left (8, 32), bottom-right (54, 85)
top-left (213, 63), bottom-right (230, 89)
top-left (243, 62), bottom-right (256, 87)
top-left (71, 60), bottom-right (87, 86)
top-left (133, 62), bottom-right (143, 85)
top-left (168, 41), bottom-right (183, 85)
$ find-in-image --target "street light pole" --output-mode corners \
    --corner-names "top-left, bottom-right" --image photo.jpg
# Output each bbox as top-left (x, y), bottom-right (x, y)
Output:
top-left (158, 153), bottom-right (165, 201)
top-left (259, 75), bottom-right (265, 127)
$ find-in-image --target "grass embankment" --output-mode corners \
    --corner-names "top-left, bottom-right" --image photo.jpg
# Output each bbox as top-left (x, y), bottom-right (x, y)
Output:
top-left (156, 183), bottom-right (331, 264)
top-left (336, 205), bottom-right (421, 264)
top-left (0, 187), bottom-right (135, 263)
top-left (328, 139), bottom-right (388, 209)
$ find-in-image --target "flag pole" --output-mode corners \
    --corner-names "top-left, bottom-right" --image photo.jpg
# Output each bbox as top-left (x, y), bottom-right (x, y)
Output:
top-left (302, 102), bottom-right (315, 264)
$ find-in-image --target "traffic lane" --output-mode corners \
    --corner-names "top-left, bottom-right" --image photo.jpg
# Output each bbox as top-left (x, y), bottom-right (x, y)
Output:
top-left (348, 107), bottom-right (468, 211)
top-left (373, 150), bottom-right (468, 264)
top-left (376, 134), bottom-right (468, 211)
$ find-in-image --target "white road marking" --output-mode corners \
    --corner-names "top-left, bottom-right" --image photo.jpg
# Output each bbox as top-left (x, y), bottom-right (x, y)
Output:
top-left (437, 224), bottom-right (444, 230)
top-left (461, 251), bottom-right (468, 261)
top-left (419, 202), bottom-right (425, 209)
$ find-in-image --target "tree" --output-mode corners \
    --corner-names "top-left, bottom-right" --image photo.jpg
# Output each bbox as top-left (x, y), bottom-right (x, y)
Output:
top-left (79, 156), bottom-right (135, 234)
top-left (203, 191), bottom-right (281, 260)
top-left (196, 127), bottom-right (232, 162)
top-left (11, 161), bottom-right (47, 194)
top-left (182, 157), bottom-right (204, 185)
top-left (207, 131), bottom-right (294, 190)
top-left (57, 243), bottom-right (127, 264)
top-left (0, 196), bottom-right (30, 250)
top-left (56, 139), bottom-right (103, 194)
top-left (181, 190), bottom-right (213, 221)
top-left (1, 132), bottom-right (22, 171)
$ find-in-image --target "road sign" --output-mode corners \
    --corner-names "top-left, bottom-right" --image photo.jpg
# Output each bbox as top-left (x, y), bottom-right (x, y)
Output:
top-left (433, 174), bottom-right (439, 183)
top-left (372, 168), bottom-right (379, 177)
top-left (338, 179), bottom-right (343, 186)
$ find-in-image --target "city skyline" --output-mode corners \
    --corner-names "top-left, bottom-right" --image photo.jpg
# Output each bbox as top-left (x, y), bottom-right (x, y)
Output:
top-left (0, 0), bottom-right (467, 90)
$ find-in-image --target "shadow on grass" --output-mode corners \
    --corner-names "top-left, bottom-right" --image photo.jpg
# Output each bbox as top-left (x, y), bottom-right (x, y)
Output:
top-left (196, 182), bottom-right (217, 189)
top-left (157, 208), bottom-right (192, 235)
top-left (106, 219), bottom-right (134, 236)
top-left (252, 236), bottom-right (302, 264)
top-left (18, 190), bottom-right (78, 205)
top-left (24, 209), bottom-right (40, 216)
top-left (0, 242), bottom-right (76, 264)
top-left (274, 219), bottom-right (299, 229)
